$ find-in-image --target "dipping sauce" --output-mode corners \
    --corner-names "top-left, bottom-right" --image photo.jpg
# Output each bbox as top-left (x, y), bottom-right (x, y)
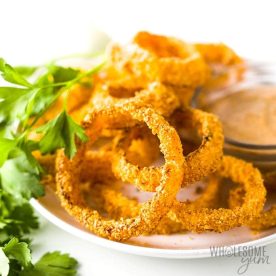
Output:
top-left (205, 86), bottom-right (276, 145)
top-left (195, 68), bottom-right (276, 188)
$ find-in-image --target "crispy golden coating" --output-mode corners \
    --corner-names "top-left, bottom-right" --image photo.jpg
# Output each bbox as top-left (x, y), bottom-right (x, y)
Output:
top-left (93, 175), bottom-right (221, 235)
top-left (194, 43), bottom-right (243, 66)
top-left (171, 86), bottom-right (195, 107)
top-left (195, 43), bottom-right (245, 92)
top-left (106, 37), bottom-right (209, 88)
top-left (96, 156), bottom-right (266, 233)
top-left (248, 207), bottom-right (276, 230)
top-left (37, 150), bottom-right (117, 191)
top-left (112, 107), bottom-right (223, 191)
top-left (228, 186), bottom-right (244, 209)
top-left (133, 31), bottom-right (196, 58)
top-left (55, 104), bottom-right (185, 241)
top-left (171, 156), bottom-right (266, 232)
top-left (91, 82), bottom-right (180, 117)
top-left (229, 186), bottom-right (276, 231)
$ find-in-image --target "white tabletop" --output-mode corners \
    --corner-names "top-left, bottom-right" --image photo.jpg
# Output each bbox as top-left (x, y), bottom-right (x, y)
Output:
top-left (1, 1), bottom-right (276, 275)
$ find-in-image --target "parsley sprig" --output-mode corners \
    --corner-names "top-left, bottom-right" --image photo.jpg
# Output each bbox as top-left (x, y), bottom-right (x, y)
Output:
top-left (0, 53), bottom-right (105, 275)
top-left (0, 238), bottom-right (78, 276)
top-left (0, 56), bottom-right (104, 200)
top-left (0, 189), bottom-right (78, 276)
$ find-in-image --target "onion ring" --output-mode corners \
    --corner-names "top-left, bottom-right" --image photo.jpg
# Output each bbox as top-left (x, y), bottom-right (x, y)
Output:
top-left (194, 43), bottom-right (243, 67)
top-left (112, 107), bottom-right (223, 191)
top-left (248, 207), bottom-right (276, 231)
top-left (73, 150), bottom-right (221, 235)
top-left (91, 82), bottom-right (180, 117)
top-left (56, 104), bottom-right (185, 241)
top-left (171, 156), bottom-right (266, 232)
top-left (103, 176), bottom-right (221, 235)
top-left (94, 156), bottom-right (266, 233)
top-left (195, 43), bottom-right (245, 92)
top-left (106, 35), bottom-right (209, 88)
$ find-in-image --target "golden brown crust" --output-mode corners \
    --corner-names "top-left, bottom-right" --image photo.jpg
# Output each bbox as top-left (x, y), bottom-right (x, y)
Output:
top-left (91, 82), bottom-right (180, 117)
top-left (93, 174), bottom-right (221, 235)
top-left (229, 186), bottom-right (276, 231)
top-left (55, 104), bottom-right (185, 241)
top-left (94, 156), bottom-right (266, 234)
top-left (112, 107), bottom-right (224, 191)
top-left (106, 36), bottom-right (210, 88)
top-left (171, 156), bottom-right (266, 232)
top-left (194, 43), bottom-right (243, 66)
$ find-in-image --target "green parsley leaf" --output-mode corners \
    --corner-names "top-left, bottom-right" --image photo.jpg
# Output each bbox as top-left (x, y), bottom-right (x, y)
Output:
top-left (10, 203), bottom-right (39, 233)
top-left (27, 66), bottom-right (80, 119)
top-left (0, 87), bottom-right (37, 126)
top-left (0, 204), bottom-right (39, 238)
top-left (25, 251), bottom-right (78, 276)
top-left (3, 237), bottom-right (31, 268)
top-left (16, 139), bottom-right (41, 172)
top-left (51, 66), bottom-right (80, 84)
top-left (14, 66), bottom-right (38, 77)
top-left (0, 236), bottom-right (78, 276)
top-left (0, 139), bottom-right (16, 167)
top-left (0, 153), bottom-right (44, 200)
top-left (0, 190), bottom-right (39, 242)
top-left (37, 111), bottom-right (88, 158)
top-left (0, 58), bottom-right (32, 88)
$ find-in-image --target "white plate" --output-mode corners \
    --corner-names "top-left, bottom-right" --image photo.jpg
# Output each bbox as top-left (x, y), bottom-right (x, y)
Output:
top-left (31, 185), bottom-right (276, 259)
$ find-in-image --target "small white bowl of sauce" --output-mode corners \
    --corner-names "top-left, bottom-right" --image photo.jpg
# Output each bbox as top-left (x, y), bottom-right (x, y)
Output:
top-left (194, 61), bottom-right (276, 188)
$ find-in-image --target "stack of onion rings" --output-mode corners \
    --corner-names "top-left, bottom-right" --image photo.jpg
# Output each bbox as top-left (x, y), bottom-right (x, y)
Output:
top-left (34, 31), bottom-right (275, 242)
top-left (80, 155), bottom-right (265, 234)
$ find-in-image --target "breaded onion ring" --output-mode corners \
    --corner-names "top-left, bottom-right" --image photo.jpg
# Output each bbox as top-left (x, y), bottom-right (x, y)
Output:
top-left (228, 186), bottom-right (276, 231)
top-left (95, 175), bottom-right (221, 235)
top-left (171, 85), bottom-right (196, 107)
top-left (171, 156), bottom-right (266, 232)
top-left (194, 43), bottom-right (245, 92)
top-left (194, 43), bottom-right (243, 67)
top-left (248, 207), bottom-right (276, 231)
top-left (112, 107), bottom-right (223, 191)
top-left (106, 35), bottom-right (209, 88)
top-left (56, 104), bottom-right (185, 241)
top-left (91, 82), bottom-right (180, 117)
top-left (70, 148), bottom-right (220, 235)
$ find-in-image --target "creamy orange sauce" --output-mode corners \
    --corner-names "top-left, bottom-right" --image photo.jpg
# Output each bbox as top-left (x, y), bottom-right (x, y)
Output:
top-left (206, 86), bottom-right (276, 145)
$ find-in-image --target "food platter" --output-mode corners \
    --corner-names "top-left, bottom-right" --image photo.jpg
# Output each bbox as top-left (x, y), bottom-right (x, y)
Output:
top-left (32, 185), bottom-right (276, 259)
top-left (27, 32), bottom-right (276, 258)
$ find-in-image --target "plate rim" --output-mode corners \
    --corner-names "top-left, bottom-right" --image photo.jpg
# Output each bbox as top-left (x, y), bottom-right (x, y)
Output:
top-left (31, 199), bottom-right (276, 259)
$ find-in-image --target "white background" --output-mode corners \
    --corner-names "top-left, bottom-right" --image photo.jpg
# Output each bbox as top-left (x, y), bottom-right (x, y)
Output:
top-left (1, 0), bottom-right (276, 275)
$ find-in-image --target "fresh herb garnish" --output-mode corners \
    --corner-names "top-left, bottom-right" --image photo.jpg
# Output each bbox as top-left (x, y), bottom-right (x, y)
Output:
top-left (0, 238), bottom-right (78, 276)
top-left (0, 52), bottom-right (105, 275)
top-left (0, 190), bottom-right (39, 239)
top-left (37, 110), bottom-right (88, 159)
top-left (0, 56), bottom-right (104, 197)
